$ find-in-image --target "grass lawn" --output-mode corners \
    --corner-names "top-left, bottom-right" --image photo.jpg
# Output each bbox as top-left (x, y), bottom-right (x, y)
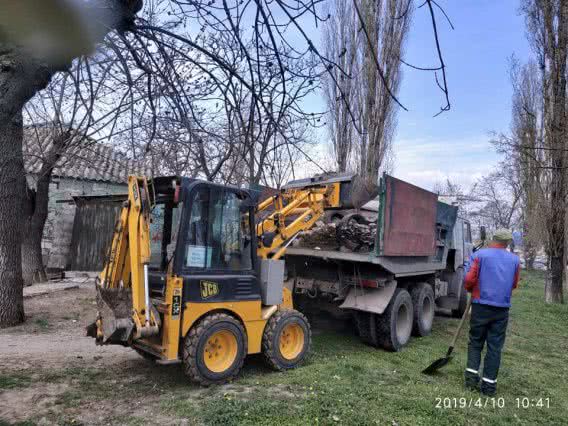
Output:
top-left (1, 270), bottom-right (567, 425)
top-left (163, 270), bottom-right (567, 426)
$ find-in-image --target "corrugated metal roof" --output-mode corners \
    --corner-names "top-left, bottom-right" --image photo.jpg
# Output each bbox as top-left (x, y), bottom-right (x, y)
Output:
top-left (23, 126), bottom-right (150, 184)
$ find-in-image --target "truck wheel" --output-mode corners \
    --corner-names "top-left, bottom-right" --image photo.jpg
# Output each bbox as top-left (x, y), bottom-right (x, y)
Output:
top-left (410, 283), bottom-right (435, 337)
top-left (354, 311), bottom-right (379, 347)
top-left (262, 309), bottom-right (311, 371)
top-left (375, 288), bottom-right (413, 351)
top-left (183, 313), bottom-right (247, 386)
top-left (325, 211), bottom-right (344, 224)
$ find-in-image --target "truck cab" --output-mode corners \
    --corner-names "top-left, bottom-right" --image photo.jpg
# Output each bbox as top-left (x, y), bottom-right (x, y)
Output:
top-left (435, 216), bottom-right (474, 317)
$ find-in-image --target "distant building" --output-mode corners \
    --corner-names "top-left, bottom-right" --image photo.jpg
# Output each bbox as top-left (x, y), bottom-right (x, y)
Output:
top-left (24, 127), bottom-right (147, 271)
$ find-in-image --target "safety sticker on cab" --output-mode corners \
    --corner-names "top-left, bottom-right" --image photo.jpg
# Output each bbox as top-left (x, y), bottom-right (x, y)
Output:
top-left (172, 288), bottom-right (182, 318)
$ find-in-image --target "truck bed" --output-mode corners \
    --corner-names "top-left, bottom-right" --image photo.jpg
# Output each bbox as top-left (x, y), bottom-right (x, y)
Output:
top-left (285, 247), bottom-right (446, 277)
top-left (287, 174), bottom-right (453, 277)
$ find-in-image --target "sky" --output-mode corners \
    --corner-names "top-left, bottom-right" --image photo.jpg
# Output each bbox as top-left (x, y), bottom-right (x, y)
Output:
top-left (141, 1), bottom-right (531, 190)
top-left (391, 0), bottom-right (531, 189)
top-left (304, 0), bottom-right (532, 190)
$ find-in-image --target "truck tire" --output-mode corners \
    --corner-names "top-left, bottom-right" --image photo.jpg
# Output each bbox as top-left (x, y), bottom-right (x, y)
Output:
top-left (339, 212), bottom-right (370, 226)
top-left (375, 288), bottom-right (413, 351)
top-left (183, 313), bottom-right (247, 386)
top-left (324, 211), bottom-right (344, 224)
top-left (450, 267), bottom-right (467, 318)
top-left (354, 311), bottom-right (379, 347)
top-left (410, 283), bottom-right (435, 337)
top-left (262, 309), bottom-right (311, 371)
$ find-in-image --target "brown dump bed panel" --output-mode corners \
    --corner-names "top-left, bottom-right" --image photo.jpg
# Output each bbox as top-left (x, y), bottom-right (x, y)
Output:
top-left (382, 175), bottom-right (437, 256)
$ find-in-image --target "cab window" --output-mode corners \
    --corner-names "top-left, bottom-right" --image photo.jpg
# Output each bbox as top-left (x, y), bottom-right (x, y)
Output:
top-left (150, 202), bottom-right (181, 270)
top-left (184, 186), bottom-right (253, 271)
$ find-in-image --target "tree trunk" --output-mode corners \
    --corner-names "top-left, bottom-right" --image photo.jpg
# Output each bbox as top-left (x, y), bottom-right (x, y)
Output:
top-left (0, 48), bottom-right (53, 327)
top-left (21, 232), bottom-right (47, 285)
top-left (541, 0), bottom-right (568, 304)
top-left (0, 0), bottom-right (142, 327)
top-left (0, 112), bottom-right (26, 327)
top-left (21, 142), bottom-right (60, 286)
top-left (525, 257), bottom-right (535, 271)
top-left (524, 246), bottom-right (536, 270)
top-left (546, 255), bottom-right (564, 303)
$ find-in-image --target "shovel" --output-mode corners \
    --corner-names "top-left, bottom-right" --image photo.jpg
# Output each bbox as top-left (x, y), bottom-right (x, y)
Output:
top-left (422, 296), bottom-right (472, 375)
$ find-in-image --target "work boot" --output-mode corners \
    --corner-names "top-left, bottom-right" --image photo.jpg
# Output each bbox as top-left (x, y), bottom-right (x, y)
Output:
top-left (464, 369), bottom-right (480, 391)
top-left (481, 378), bottom-right (497, 396)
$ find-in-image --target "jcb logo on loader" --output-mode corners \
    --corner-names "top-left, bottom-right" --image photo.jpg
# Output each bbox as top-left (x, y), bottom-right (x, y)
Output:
top-left (200, 280), bottom-right (219, 299)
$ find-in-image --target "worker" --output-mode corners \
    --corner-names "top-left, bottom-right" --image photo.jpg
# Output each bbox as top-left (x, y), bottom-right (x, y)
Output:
top-left (463, 229), bottom-right (520, 396)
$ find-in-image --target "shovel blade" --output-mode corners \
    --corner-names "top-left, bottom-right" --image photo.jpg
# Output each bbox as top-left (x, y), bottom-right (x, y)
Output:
top-left (90, 286), bottom-right (135, 345)
top-left (422, 356), bottom-right (452, 375)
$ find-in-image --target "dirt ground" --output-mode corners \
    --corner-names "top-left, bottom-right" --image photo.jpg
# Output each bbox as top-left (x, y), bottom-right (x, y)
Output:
top-left (0, 283), bottom-right (188, 425)
top-left (0, 283), bottom-right (307, 425)
top-left (1, 284), bottom-right (133, 370)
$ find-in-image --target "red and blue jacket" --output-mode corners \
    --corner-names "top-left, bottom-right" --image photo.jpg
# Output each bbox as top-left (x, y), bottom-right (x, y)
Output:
top-left (464, 244), bottom-right (520, 308)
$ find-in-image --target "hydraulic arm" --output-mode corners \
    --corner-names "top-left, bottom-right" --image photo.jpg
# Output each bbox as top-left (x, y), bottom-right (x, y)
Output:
top-left (92, 176), bottom-right (160, 344)
top-left (256, 174), bottom-right (358, 260)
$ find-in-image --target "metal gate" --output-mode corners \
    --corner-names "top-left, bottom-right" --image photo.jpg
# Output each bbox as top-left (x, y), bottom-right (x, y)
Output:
top-left (69, 196), bottom-right (124, 271)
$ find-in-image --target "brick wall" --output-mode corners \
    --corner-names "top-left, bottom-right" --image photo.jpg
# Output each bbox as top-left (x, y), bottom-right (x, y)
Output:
top-left (27, 176), bottom-right (127, 270)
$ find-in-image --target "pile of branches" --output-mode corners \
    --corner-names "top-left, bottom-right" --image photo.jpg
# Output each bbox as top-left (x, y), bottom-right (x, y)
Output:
top-left (295, 221), bottom-right (339, 250)
top-left (337, 218), bottom-right (377, 252)
top-left (295, 214), bottom-right (377, 253)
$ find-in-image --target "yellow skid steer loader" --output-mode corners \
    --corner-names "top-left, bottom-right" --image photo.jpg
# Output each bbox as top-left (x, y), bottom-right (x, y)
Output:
top-left (87, 174), bottom-right (370, 385)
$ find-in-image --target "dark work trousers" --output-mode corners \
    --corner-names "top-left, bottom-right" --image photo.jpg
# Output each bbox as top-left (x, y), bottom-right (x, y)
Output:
top-left (465, 303), bottom-right (509, 392)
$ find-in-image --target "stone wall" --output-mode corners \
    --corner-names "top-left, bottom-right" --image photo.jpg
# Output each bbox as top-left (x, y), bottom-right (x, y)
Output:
top-left (27, 176), bottom-right (127, 270)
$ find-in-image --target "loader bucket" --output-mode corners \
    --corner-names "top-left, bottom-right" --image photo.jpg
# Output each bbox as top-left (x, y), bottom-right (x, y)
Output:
top-left (87, 286), bottom-right (135, 345)
top-left (348, 175), bottom-right (380, 209)
top-left (283, 173), bottom-right (380, 209)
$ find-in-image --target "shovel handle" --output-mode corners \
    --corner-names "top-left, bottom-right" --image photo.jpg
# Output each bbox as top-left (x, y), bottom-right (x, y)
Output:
top-left (450, 295), bottom-right (472, 349)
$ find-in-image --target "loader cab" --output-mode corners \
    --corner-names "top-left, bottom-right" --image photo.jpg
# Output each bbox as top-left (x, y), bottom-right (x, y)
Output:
top-left (147, 178), bottom-right (259, 302)
top-left (171, 180), bottom-right (261, 303)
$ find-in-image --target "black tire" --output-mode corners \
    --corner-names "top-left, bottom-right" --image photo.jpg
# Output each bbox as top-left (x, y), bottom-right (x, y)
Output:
top-left (183, 313), bottom-right (247, 386)
top-left (338, 213), bottom-right (370, 251)
top-left (262, 309), bottom-right (311, 371)
top-left (450, 267), bottom-right (467, 318)
top-left (325, 211), bottom-right (344, 224)
top-left (353, 311), bottom-right (379, 347)
top-left (339, 212), bottom-right (370, 227)
top-left (410, 283), bottom-right (435, 337)
top-left (375, 288), bottom-right (414, 352)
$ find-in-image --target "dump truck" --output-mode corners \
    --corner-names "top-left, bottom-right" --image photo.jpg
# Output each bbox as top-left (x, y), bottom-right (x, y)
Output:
top-left (284, 173), bottom-right (474, 351)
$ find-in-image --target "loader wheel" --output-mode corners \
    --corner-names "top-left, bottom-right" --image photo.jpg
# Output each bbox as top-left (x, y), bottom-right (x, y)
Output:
top-left (262, 309), bottom-right (311, 371)
top-left (183, 313), bottom-right (247, 386)
top-left (410, 283), bottom-right (435, 337)
top-left (375, 288), bottom-right (413, 352)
